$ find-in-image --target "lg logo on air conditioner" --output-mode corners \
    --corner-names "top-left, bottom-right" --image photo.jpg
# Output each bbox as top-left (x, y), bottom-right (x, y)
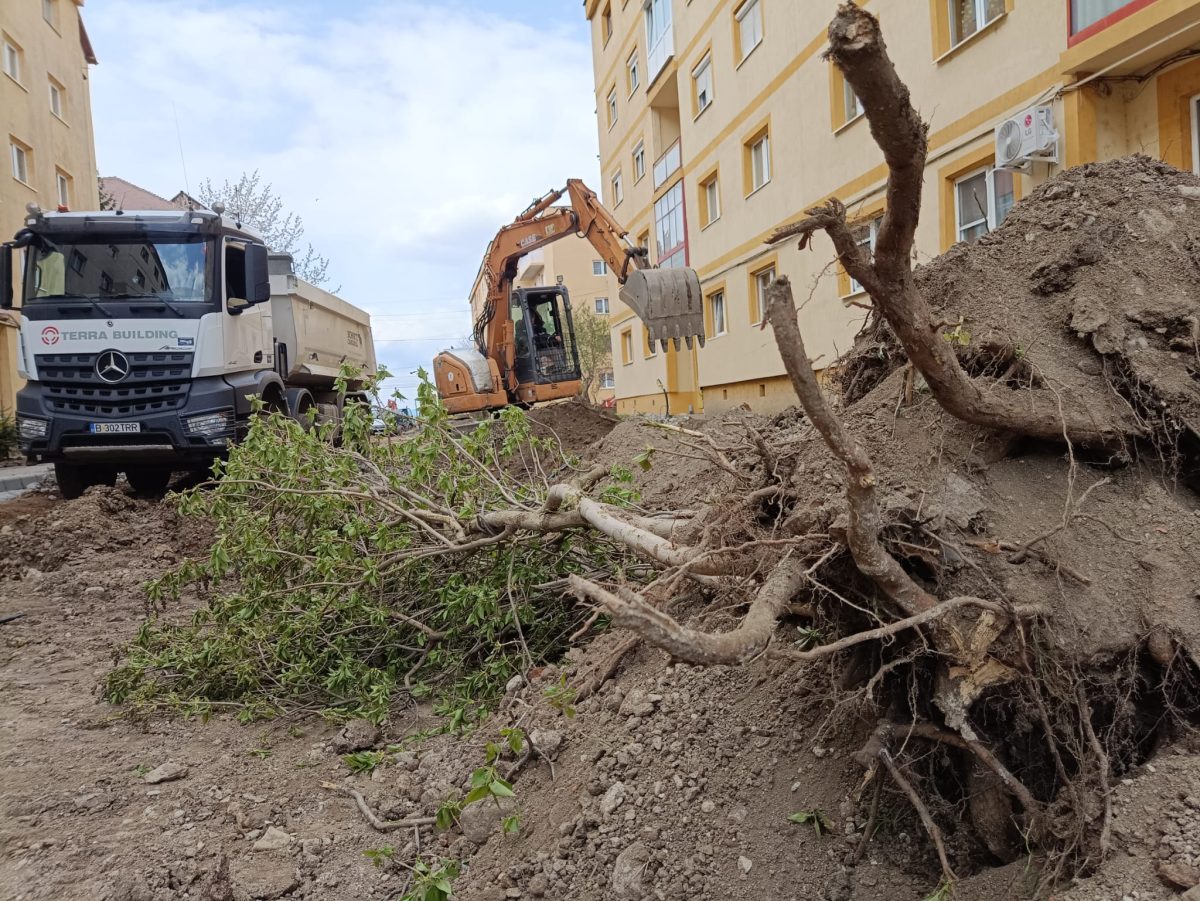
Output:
top-left (41, 326), bottom-right (61, 346)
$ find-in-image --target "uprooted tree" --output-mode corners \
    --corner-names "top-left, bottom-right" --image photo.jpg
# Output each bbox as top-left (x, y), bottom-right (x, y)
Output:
top-left (108, 2), bottom-right (1200, 892)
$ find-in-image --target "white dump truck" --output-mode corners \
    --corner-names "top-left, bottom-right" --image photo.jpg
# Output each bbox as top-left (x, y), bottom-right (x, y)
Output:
top-left (0, 205), bottom-right (376, 498)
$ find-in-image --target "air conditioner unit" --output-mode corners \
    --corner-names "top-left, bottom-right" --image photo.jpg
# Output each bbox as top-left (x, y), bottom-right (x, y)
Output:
top-left (995, 105), bottom-right (1058, 170)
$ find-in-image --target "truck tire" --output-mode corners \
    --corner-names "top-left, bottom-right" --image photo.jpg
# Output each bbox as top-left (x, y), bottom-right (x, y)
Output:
top-left (54, 463), bottom-right (116, 500)
top-left (125, 468), bottom-right (173, 497)
top-left (285, 387), bottom-right (316, 430)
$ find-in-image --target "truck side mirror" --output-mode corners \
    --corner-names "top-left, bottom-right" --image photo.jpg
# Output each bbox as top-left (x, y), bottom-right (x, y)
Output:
top-left (246, 243), bottom-right (271, 305)
top-left (0, 244), bottom-right (11, 310)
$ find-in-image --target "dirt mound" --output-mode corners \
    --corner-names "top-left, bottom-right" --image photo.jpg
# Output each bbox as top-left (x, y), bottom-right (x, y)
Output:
top-left (526, 400), bottom-right (619, 459)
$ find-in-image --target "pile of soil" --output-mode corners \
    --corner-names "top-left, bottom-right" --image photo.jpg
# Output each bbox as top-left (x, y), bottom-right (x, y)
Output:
top-left (526, 400), bottom-right (619, 459)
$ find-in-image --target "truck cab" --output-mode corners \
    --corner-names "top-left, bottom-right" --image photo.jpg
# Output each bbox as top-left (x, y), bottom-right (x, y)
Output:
top-left (0, 205), bottom-right (282, 497)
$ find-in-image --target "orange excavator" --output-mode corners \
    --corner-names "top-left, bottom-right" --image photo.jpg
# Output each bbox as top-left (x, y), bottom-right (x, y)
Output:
top-left (433, 179), bottom-right (704, 413)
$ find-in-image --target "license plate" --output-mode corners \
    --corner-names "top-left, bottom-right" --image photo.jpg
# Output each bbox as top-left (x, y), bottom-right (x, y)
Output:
top-left (89, 422), bottom-right (141, 434)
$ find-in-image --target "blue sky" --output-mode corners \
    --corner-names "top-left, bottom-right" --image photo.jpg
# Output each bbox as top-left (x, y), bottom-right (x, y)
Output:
top-left (84, 0), bottom-right (600, 401)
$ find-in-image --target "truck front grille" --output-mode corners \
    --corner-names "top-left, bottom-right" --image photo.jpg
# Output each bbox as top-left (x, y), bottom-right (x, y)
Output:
top-left (35, 352), bottom-right (194, 418)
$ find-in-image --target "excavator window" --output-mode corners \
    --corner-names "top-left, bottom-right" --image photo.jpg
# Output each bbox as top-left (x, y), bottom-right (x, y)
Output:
top-left (510, 287), bottom-right (581, 387)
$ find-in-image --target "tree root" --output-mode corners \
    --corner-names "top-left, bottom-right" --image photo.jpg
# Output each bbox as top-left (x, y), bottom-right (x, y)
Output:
top-left (322, 782), bottom-right (437, 832)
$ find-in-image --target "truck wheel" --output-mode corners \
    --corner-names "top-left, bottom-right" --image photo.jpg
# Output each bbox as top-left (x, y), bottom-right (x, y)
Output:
top-left (54, 463), bottom-right (87, 500)
top-left (54, 463), bottom-right (115, 499)
top-left (126, 468), bottom-right (173, 497)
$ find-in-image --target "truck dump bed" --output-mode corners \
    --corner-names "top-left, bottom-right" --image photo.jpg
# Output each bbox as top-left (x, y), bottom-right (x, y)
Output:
top-left (268, 255), bottom-right (377, 389)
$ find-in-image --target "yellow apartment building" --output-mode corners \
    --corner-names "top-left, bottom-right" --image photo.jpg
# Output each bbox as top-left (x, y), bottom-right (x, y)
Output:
top-left (469, 229), bottom-right (617, 404)
top-left (1, 0), bottom-right (99, 414)
top-left (585, 0), bottom-right (1200, 415)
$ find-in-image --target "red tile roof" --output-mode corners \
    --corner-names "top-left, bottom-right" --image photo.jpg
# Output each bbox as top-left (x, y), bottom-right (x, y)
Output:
top-left (99, 177), bottom-right (188, 212)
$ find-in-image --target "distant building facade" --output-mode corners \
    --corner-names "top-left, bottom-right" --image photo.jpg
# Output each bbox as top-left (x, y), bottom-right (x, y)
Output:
top-left (585, 0), bottom-right (1200, 415)
top-left (99, 176), bottom-right (199, 212)
top-left (1, 0), bottom-right (99, 413)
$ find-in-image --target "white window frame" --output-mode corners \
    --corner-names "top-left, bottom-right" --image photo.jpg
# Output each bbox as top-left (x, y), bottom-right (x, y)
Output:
top-left (611, 170), bottom-right (624, 207)
top-left (594, 296), bottom-right (610, 314)
top-left (3, 39), bottom-right (21, 83)
top-left (703, 176), bottom-right (720, 226)
top-left (627, 50), bottom-right (640, 95)
top-left (750, 133), bottom-right (771, 192)
top-left (735, 0), bottom-right (763, 61)
top-left (1191, 94), bottom-right (1200, 177)
top-left (599, 371), bottom-right (616, 390)
top-left (11, 141), bottom-right (29, 184)
top-left (949, 0), bottom-right (1005, 47)
top-left (593, 261), bottom-right (608, 277)
top-left (607, 87), bottom-right (618, 128)
top-left (752, 266), bottom-right (775, 325)
top-left (49, 80), bottom-right (63, 118)
top-left (56, 170), bottom-right (70, 207)
top-left (693, 53), bottom-right (713, 114)
top-left (954, 165), bottom-right (1014, 244)
top-left (633, 142), bottom-right (646, 182)
top-left (848, 218), bottom-right (881, 296)
top-left (709, 291), bottom-right (727, 337)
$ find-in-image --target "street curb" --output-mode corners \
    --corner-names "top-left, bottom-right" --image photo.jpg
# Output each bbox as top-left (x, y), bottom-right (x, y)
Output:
top-left (0, 465), bottom-right (52, 494)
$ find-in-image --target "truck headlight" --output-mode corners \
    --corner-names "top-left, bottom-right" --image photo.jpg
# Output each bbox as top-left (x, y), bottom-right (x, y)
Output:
top-left (182, 410), bottom-right (234, 437)
top-left (17, 416), bottom-right (47, 440)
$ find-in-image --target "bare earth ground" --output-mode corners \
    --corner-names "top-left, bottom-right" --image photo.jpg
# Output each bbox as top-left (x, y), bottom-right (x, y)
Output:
top-left (0, 471), bottom-right (1197, 901)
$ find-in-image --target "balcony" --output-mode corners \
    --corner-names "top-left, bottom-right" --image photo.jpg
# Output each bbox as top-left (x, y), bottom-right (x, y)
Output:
top-left (653, 140), bottom-right (681, 190)
top-left (645, 0), bottom-right (674, 83)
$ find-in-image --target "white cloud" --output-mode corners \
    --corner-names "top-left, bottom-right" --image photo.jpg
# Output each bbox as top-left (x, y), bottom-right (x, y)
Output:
top-left (86, 0), bottom-right (601, 391)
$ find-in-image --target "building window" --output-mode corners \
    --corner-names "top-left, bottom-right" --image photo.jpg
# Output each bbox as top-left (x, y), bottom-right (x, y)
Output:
top-left (69, 249), bottom-right (87, 275)
top-left (950, 0), bottom-right (1006, 46)
top-left (56, 169), bottom-right (71, 207)
top-left (10, 140), bottom-right (30, 184)
top-left (607, 86), bottom-right (618, 128)
top-left (42, 0), bottom-right (58, 28)
top-left (745, 126), bottom-right (771, 194)
top-left (955, 166), bottom-right (1015, 243)
top-left (1192, 94), bottom-right (1200, 177)
top-left (848, 218), bottom-right (881, 295)
top-left (3, 37), bottom-right (22, 84)
top-left (49, 79), bottom-right (64, 119)
top-left (692, 53), bottom-right (713, 115)
top-left (751, 265), bottom-right (775, 324)
top-left (620, 328), bottom-right (634, 365)
top-left (602, 2), bottom-right (613, 44)
top-left (1070, 0), bottom-right (1138, 35)
top-left (843, 79), bottom-right (864, 124)
top-left (611, 170), bottom-right (624, 206)
top-left (99, 272), bottom-right (113, 294)
top-left (593, 260), bottom-right (609, 276)
top-left (599, 370), bottom-right (615, 390)
top-left (653, 181), bottom-right (686, 268)
top-left (633, 142), bottom-right (646, 182)
top-left (595, 296), bottom-right (610, 314)
top-left (699, 172), bottom-right (720, 227)
top-left (735, 0), bottom-right (763, 62)
top-left (707, 290), bottom-right (727, 338)
top-left (627, 51), bottom-right (640, 94)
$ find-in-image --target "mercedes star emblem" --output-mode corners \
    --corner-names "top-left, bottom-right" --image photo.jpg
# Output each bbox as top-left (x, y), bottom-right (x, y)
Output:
top-left (96, 350), bottom-right (131, 384)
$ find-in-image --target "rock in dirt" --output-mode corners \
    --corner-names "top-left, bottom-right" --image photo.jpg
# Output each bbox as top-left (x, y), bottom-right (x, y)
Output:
top-left (229, 855), bottom-right (299, 900)
top-left (251, 826), bottom-right (293, 852)
top-left (618, 689), bottom-right (659, 718)
top-left (142, 762), bottom-right (188, 784)
top-left (610, 841), bottom-right (650, 898)
top-left (1159, 860), bottom-right (1200, 890)
top-left (737, 855), bottom-right (753, 875)
top-left (599, 782), bottom-right (627, 816)
top-left (331, 718), bottom-right (381, 753)
top-left (459, 797), bottom-right (517, 844)
top-left (530, 728), bottom-right (563, 759)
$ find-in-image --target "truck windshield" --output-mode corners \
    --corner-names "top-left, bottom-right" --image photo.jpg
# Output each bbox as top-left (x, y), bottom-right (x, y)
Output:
top-left (23, 235), bottom-right (212, 304)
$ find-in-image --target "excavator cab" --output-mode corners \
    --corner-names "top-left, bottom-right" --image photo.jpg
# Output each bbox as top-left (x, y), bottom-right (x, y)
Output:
top-left (511, 286), bottom-right (581, 388)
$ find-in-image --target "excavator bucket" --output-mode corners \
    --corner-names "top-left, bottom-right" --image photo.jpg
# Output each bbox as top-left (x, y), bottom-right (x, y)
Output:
top-left (619, 267), bottom-right (706, 351)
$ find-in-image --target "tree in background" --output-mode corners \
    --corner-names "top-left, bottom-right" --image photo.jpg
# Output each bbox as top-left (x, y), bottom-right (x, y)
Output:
top-left (198, 171), bottom-right (332, 287)
top-left (571, 307), bottom-right (613, 404)
top-left (98, 178), bottom-right (116, 211)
